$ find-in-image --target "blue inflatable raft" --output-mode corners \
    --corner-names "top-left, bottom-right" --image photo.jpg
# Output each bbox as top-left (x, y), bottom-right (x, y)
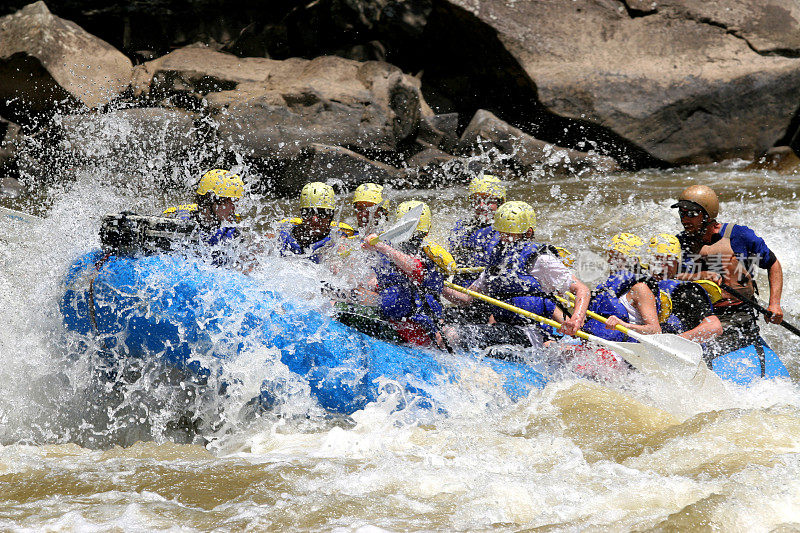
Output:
top-left (709, 338), bottom-right (790, 385)
top-left (60, 251), bottom-right (552, 415)
top-left (60, 250), bottom-right (792, 417)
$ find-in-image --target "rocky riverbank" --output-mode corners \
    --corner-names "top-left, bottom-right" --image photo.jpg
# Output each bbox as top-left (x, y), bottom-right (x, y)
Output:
top-left (2, 0), bottom-right (800, 197)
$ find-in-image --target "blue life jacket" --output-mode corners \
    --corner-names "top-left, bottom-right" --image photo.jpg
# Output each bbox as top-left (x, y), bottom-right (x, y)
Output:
top-left (482, 240), bottom-right (558, 329)
top-left (584, 271), bottom-right (661, 342)
top-left (484, 241), bottom-right (548, 297)
top-left (278, 219), bottom-right (354, 264)
top-left (374, 239), bottom-right (445, 337)
top-left (449, 220), bottom-right (500, 285)
top-left (203, 226), bottom-right (238, 246)
top-left (200, 226), bottom-right (240, 267)
top-left (278, 229), bottom-right (333, 264)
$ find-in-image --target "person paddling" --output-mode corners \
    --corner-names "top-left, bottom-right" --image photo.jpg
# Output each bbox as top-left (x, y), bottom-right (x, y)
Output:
top-left (647, 233), bottom-right (723, 343)
top-left (361, 200), bottom-right (455, 348)
top-left (352, 183), bottom-right (388, 231)
top-left (672, 185), bottom-right (784, 323)
top-left (443, 201), bottom-right (590, 348)
top-left (672, 185), bottom-right (783, 356)
top-left (163, 168), bottom-right (244, 246)
top-left (671, 185), bottom-right (780, 355)
top-left (160, 169), bottom-right (248, 267)
top-left (447, 174), bottom-right (506, 324)
top-left (278, 182), bottom-right (354, 263)
top-left (584, 233), bottom-right (662, 342)
top-left (449, 174), bottom-right (506, 283)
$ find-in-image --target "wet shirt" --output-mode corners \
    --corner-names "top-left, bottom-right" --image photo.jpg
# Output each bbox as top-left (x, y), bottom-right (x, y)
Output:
top-left (472, 253), bottom-right (573, 295)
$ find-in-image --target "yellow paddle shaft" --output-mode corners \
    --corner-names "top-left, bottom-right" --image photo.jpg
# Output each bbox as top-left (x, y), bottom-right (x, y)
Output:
top-left (444, 281), bottom-right (592, 342)
top-left (560, 291), bottom-right (633, 337)
top-left (456, 266), bottom-right (485, 274)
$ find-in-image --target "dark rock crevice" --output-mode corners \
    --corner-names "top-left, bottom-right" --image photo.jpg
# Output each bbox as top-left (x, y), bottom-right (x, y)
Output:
top-left (617, 0), bottom-right (658, 19)
top-left (406, 0), bottom-right (668, 169)
top-left (681, 13), bottom-right (800, 58)
top-left (775, 101), bottom-right (800, 151)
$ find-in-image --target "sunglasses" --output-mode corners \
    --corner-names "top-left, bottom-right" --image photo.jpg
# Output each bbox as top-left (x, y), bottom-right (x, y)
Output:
top-left (678, 208), bottom-right (702, 218)
top-left (301, 208), bottom-right (334, 219)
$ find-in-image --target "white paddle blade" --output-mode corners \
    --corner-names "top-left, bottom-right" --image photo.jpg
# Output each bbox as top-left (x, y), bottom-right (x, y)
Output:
top-left (612, 331), bottom-right (700, 376)
top-left (379, 203), bottom-right (424, 244)
top-left (586, 334), bottom-right (731, 399)
top-left (620, 340), bottom-right (731, 399)
top-left (687, 361), bottom-right (732, 401)
top-left (627, 331), bottom-right (704, 365)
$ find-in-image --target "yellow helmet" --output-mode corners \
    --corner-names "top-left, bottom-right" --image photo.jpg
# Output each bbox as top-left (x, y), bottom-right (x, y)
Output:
top-left (196, 169), bottom-right (244, 199)
top-left (353, 183), bottom-right (384, 205)
top-left (493, 201), bottom-right (533, 234)
top-left (396, 200), bottom-right (432, 233)
top-left (649, 233), bottom-right (682, 261)
top-left (300, 182), bottom-right (336, 210)
top-left (468, 174), bottom-right (506, 201)
top-left (608, 233), bottom-right (644, 259)
top-left (671, 185), bottom-right (719, 219)
top-left (522, 203), bottom-right (536, 232)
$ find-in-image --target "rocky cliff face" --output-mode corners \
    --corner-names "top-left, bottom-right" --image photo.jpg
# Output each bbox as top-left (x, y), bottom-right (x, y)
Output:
top-left (448, 0), bottom-right (800, 164)
top-left (2, 0), bottom-right (800, 192)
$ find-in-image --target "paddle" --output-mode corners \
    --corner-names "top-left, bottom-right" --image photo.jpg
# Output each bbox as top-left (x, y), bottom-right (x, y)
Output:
top-left (444, 281), bottom-right (728, 392)
top-left (719, 282), bottom-right (800, 337)
top-left (367, 203), bottom-right (424, 246)
top-left (560, 290), bottom-right (732, 391)
top-left (0, 206), bottom-right (39, 224)
top-left (321, 200), bottom-right (419, 261)
top-left (561, 291), bottom-right (703, 360)
top-left (321, 204), bottom-right (423, 300)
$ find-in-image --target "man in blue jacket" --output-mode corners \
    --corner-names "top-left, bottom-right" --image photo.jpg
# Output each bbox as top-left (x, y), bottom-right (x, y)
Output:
top-left (671, 184), bottom-right (783, 357)
top-left (671, 184), bottom-right (783, 324)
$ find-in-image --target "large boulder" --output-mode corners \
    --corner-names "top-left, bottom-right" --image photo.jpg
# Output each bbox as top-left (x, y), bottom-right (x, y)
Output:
top-left (417, 113), bottom-right (459, 152)
top-left (446, 0), bottom-right (800, 164)
top-left (282, 143), bottom-right (402, 192)
top-left (745, 146), bottom-right (800, 174)
top-left (132, 46), bottom-right (427, 158)
top-left (0, 1), bottom-right (133, 124)
top-left (459, 110), bottom-right (620, 175)
top-left (405, 145), bottom-right (456, 170)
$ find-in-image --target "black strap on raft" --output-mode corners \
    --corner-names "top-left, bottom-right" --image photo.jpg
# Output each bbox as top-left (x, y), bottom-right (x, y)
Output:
top-left (333, 303), bottom-right (405, 344)
top-left (86, 252), bottom-right (113, 334)
top-left (754, 339), bottom-right (767, 378)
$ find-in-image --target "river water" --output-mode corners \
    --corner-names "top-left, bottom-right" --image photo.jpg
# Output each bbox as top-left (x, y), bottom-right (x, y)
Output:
top-left (1, 114), bottom-right (800, 531)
